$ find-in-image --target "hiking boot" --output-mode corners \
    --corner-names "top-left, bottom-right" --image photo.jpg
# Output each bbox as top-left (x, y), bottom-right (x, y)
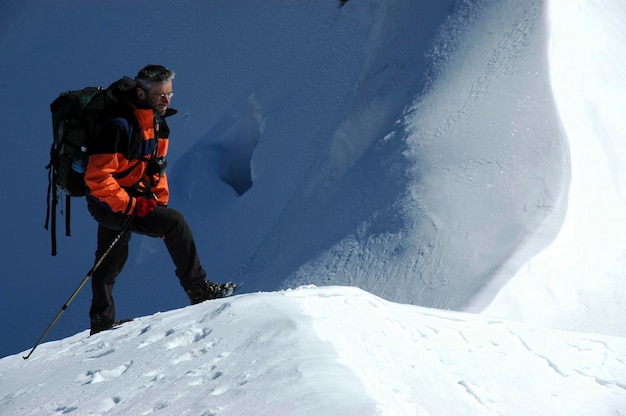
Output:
top-left (90, 317), bottom-right (133, 336)
top-left (185, 280), bottom-right (237, 305)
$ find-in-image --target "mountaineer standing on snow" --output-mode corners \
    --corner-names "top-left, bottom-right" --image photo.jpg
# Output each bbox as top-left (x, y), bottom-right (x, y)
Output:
top-left (84, 64), bottom-right (236, 335)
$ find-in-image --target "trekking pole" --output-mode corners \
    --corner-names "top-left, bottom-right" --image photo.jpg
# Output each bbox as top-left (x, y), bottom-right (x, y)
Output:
top-left (23, 215), bottom-right (135, 360)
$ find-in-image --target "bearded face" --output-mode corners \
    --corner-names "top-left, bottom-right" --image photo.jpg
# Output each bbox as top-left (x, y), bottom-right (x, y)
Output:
top-left (137, 79), bottom-right (173, 116)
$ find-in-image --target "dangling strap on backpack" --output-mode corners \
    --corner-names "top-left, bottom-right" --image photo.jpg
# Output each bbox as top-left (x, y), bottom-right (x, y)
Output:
top-left (45, 162), bottom-right (74, 256)
top-left (44, 161), bottom-right (59, 256)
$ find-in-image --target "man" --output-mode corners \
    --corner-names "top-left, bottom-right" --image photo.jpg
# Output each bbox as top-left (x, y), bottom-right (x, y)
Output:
top-left (84, 64), bottom-right (236, 335)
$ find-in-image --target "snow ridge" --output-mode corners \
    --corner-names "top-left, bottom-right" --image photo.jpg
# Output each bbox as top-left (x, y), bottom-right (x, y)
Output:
top-left (2, 287), bottom-right (625, 415)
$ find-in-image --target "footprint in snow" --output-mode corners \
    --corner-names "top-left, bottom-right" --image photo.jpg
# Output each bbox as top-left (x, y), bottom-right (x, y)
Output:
top-left (78, 361), bottom-right (132, 385)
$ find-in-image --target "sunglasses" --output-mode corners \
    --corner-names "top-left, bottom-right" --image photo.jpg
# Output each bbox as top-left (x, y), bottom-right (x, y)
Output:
top-left (154, 92), bottom-right (174, 100)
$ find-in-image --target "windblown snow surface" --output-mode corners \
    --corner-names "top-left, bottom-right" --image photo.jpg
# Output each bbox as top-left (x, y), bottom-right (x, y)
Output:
top-left (1, 0), bottom-right (626, 414)
top-left (2, 286), bottom-right (626, 415)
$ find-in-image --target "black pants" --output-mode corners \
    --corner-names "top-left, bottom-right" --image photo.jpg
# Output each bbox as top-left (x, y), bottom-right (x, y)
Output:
top-left (88, 205), bottom-right (206, 325)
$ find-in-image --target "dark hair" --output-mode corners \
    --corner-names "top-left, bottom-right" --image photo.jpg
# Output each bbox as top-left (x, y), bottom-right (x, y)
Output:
top-left (135, 65), bottom-right (175, 90)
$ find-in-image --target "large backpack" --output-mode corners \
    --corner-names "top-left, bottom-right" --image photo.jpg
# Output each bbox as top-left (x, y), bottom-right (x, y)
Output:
top-left (45, 86), bottom-right (108, 256)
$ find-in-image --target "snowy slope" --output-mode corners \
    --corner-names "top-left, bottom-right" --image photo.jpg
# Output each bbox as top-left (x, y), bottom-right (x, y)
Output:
top-left (277, 0), bottom-right (569, 309)
top-left (2, 287), bottom-right (625, 415)
top-left (482, 0), bottom-right (626, 337)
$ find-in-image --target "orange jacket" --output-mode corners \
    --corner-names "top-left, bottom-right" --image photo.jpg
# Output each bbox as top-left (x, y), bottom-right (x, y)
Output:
top-left (85, 105), bottom-right (171, 215)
